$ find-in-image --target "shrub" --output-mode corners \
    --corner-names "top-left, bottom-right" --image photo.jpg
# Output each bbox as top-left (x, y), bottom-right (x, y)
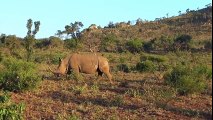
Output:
top-left (100, 34), bottom-right (118, 52)
top-left (136, 60), bottom-right (157, 72)
top-left (48, 36), bottom-right (63, 48)
top-left (126, 39), bottom-right (143, 53)
top-left (0, 57), bottom-right (41, 92)
top-left (117, 64), bottom-right (131, 73)
top-left (140, 54), bottom-right (168, 63)
top-left (67, 72), bottom-right (84, 81)
top-left (110, 95), bottom-right (124, 106)
top-left (173, 34), bottom-right (192, 51)
top-left (143, 41), bottom-right (154, 52)
top-left (0, 92), bottom-right (25, 120)
top-left (204, 40), bottom-right (212, 51)
top-left (164, 64), bottom-right (209, 95)
top-left (0, 52), bottom-right (3, 62)
top-left (139, 53), bottom-right (170, 71)
top-left (35, 39), bottom-right (50, 48)
top-left (193, 64), bottom-right (212, 80)
top-left (46, 53), bottom-right (66, 65)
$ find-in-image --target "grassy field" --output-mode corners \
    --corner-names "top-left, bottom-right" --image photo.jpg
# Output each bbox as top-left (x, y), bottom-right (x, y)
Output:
top-left (1, 51), bottom-right (211, 120)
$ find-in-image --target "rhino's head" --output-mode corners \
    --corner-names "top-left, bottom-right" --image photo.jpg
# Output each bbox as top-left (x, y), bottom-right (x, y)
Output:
top-left (49, 58), bottom-right (67, 77)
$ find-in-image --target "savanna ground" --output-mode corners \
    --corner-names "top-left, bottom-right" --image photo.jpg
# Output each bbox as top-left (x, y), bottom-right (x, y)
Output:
top-left (3, 51), bottom-right (211, 120)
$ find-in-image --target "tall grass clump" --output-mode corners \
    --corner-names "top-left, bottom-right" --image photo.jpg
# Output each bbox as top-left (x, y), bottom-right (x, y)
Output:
top-left (164, 64), bottom-right (211, 95)
top-left (0, 57), bottom-right (41, 92)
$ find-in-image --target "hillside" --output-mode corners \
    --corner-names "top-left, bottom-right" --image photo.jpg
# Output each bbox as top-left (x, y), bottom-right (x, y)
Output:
top-left (80, 5), bottom-right (212, 52)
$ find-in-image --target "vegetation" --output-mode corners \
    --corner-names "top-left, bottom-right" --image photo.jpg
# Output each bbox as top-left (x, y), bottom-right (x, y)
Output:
top-left (0, 57), bottom-right (41, 92)
top-left (0, 4), bottom-right (212, 120)
top-left (164, 64), bottom-right (211, 95)
top-left (25, 19), bottom-right (40, 61)
top-left (0, 92), bottom-right (25, 120)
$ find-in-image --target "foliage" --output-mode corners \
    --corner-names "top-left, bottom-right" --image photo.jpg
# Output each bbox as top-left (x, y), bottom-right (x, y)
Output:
top-left (110, 95), bottom-right (124, 106)
top-left (64, 38), bottom-right (78, 49)
top-left (143, 41), bottom-right (154, 52)
top-left (143, 35), bottom-right (175, 52)
top-left (136, 60), bottom-right (157, 72)
top-left (48, 36), bottom-right (63, 48)
top-left (0, 92), bottom-right (25, 120)
top-left (67, 72), bottom-right (84, 82)
top-left (4, 35), bottom-right (22, 49)
top-left (0, 57), bottom-right (41, 92)
top-left (64, 39), bottom-right (84, 50)
top-left (173, 34), bottom-right (192, 51)
top-left (100, 34), bottom-right (118, 52)
top-left (64, 21), bottom-right (83, 39)
top-left (140, 53), bottom-right (168, 63)
top-left (125, 39), bottom-right (143, 53)
top-left (164, 64), bottom-right (211, 95)
top-left (136, 53), bottom-right (169, 72)
top-left (35, 37), bottom-right (63, 49)
top-left (125, 89), bottom-right (143, 98)
top-left (35, 39), bottom-right (49, 48)
top-left (204, 40), bottom-right (212, 50)
top-left (116, 64), bottom-right (131, 73)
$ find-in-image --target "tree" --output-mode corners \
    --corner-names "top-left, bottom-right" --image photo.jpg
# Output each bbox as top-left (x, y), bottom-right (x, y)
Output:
top-left (186, 8), bottom-right (190, 13)
top-left (178, 11), bottom-right (181, 15)
top-left (25, 19), bottom-right (40, 61)
top-left (63, 21), bottom-right (83, 45)
top-left (0, 34), bottom-right (6, 45)
top-left (64, 21), bottom-right (83, 39)
top-left (107, 21), bottom-right (115, 28)
top-left (166, 13), bottom-right (169, 18)
top-left (136, 18), bottom-right (142, 25)
top-left (55, 30), bottom-right (63, 39)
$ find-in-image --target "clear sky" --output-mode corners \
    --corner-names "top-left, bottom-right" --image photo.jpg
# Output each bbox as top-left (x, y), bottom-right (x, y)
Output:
top-left (0, 0), bottom-right (211, 39)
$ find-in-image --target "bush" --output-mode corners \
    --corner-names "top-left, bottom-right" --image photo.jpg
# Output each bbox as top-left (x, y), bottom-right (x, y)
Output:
top-left (204, 40), bottom-right (212, 51)
top-left (100, 34), bottom-right (119, 52)
top-left (126, 39), bottom-right (143, 53)
top-left (136, 60), bottom-right (156, 72)
top-left (138, 53), bottom-right (169, 71)
top-left (173, 34), bottom-right (192, 51)
top-left (34, 52), bottom-right (66, 64)
top-left (48, 36), bottom-right (63, 48)
top-left (140, 54), bottom-right (168, 63)
top-left (117, 64), bottom-right (131, 73)
top-left (164, 64), bottom-right (210, 95)
top-left (193, 64), bottom-right (212, 80)
top-left (0, 57), bottom-right (41, 92)
top-left (0, 92), bottom-right (25, 119)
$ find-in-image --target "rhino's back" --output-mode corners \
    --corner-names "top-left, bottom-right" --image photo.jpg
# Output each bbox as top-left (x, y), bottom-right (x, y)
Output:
top-left (70, 53), bottom-right (99, 74)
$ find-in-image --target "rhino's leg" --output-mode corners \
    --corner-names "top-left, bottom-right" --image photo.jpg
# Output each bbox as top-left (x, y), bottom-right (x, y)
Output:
top-left (105, 71), bottom-right (112, 84)
top-left (102, 68), bottom-right (112, 83)
top-left (96, 69), bottom-right (103, 81)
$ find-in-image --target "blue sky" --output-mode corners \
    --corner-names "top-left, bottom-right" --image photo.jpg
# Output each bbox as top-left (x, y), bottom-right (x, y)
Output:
top-left (0, 0), bottom-right (211, 38)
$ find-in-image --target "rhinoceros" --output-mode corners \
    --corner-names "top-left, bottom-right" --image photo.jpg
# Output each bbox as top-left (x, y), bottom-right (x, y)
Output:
top-left (49, 53), bottom-right (112, 83)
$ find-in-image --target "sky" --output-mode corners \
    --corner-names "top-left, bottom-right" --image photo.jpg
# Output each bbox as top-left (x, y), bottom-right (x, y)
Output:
top-left (0, 0), bottom-right (211, 39)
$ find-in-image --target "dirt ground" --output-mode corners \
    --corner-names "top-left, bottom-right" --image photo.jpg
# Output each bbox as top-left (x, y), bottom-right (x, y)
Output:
top-left (11, 73), bottom-right (212, 120)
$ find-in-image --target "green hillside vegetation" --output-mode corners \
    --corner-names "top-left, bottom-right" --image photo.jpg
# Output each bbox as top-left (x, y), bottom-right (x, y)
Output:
top-left (0, 5), bottom-right (212, 119)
